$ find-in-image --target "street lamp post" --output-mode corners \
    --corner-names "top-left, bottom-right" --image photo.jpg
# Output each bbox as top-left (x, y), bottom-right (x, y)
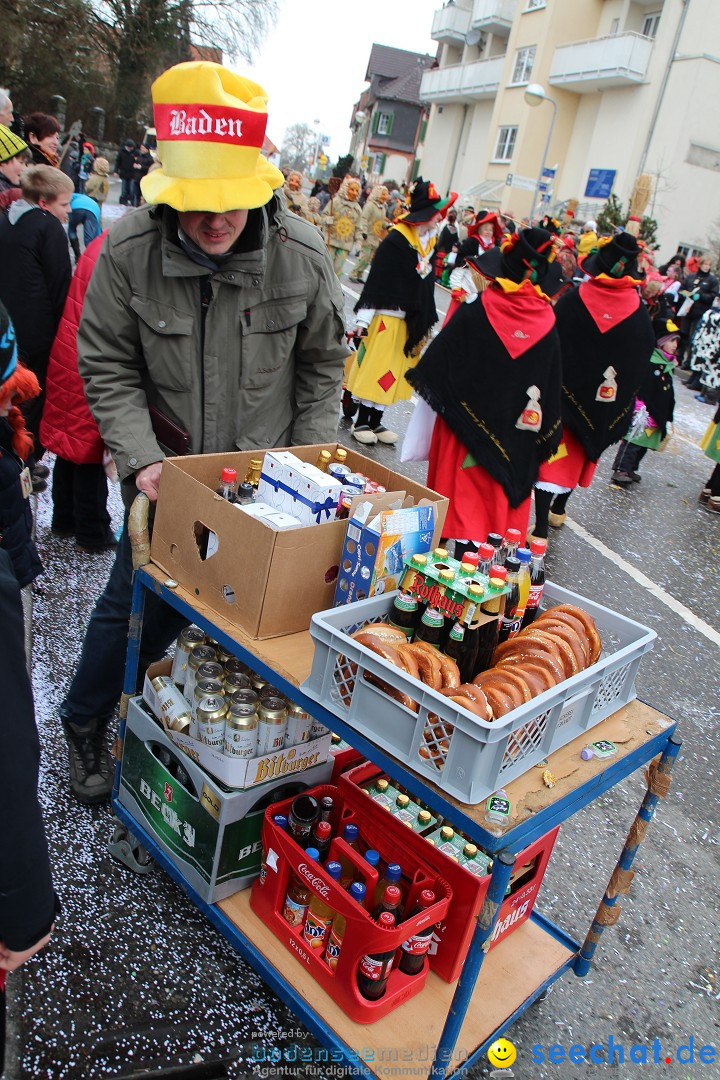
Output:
top-left (524, 83), bottom-right (558, 224)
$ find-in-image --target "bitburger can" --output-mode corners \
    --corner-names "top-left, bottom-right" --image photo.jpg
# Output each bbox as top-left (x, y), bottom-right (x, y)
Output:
top-left (150, 676), bottom-right (193, 734)
top-left (224, 658), bottom-right (248, 681)
top-left (224, 703), bottom-right (258, 758)
top-left (256, 696), bottom-right (287, 754)
top-left (248, 671), bottom-right (269, 696)
top-left (224, 672), bottom-right (252, 693)
top-left (196, 696), bottom-right (227, 748)
top-left (193, 677), bottom-right (224, 720)
top-left (284, 702), bottom-right (312, 748)
top-left (196, 660), bottom-right (224, 685)
top-left (170, 627), bottom-right (206, 688)
top-left (184, 644), bottom-right (218, 703)
top-left (226, 687), bottom-right (259, 709)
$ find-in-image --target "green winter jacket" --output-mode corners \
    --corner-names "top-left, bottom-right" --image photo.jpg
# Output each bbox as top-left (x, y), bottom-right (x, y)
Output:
top-left (77, 197), bottom-right (348, 484)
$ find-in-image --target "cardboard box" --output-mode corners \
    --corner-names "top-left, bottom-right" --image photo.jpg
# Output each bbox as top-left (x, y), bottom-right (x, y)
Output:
top-left (119, 697), bottom-right (333, 903)
top-left (334, 498), bottom-right (436, 606)
top-left (150, 444), bottom-right (448, 639)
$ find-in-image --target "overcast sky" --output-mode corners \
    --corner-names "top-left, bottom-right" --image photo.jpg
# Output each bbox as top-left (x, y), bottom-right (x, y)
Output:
top-left (244, 0), bottom-right (441, 163)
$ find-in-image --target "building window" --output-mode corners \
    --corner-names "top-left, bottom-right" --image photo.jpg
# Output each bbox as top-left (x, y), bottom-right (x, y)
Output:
top-left (610, 18), bottom-right (620, 35)
top-left (494, 125), bottom-right (518, 162)
top-left (642, 12), bottom-right (661, 38)
top-left (375, 111), bottom-right (394, 136)
top-left (525, 0), bottom-right (546, 9)
top-left (511, 46), bottom-right (536, 85)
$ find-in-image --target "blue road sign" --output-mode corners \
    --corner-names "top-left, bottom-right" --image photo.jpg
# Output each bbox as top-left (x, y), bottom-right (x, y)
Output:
top-left (585, 169), bottom-right (616, 199)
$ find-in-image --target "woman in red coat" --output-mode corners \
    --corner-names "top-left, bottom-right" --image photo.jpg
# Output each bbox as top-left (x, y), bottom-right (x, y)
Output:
top-left (39, 233), bottom-right (117, 552)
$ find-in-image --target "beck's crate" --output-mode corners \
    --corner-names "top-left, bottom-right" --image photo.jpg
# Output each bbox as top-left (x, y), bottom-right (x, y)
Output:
top-left (302, 581), bottom-right (656, 804)
top-left (119, 698), bottom-right (333, 903)
top-left (250, 783), bottom-right (451, 1024)
top-left (342, 762), bottom-right (560, 982)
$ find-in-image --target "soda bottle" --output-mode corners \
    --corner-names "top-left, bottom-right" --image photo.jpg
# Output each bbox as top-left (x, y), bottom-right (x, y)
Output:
top-left (430, 546), bottom-right (449, 567)
top-left (287, 794), bottom-right (320, 849)
top-left (497, 557), bottom-right (521, 644)
top-left (371, 884), bottom-right (403, 921)
top-left (311, 820), bottom-right (332, 863)
top-left (357, 911), bottom-right (397, 1000)
top-left (501, 528), bottom-right (521, 566)
top-left (316, 449), bottom-right (332, 472)
top-left (216, 467), bottom-right (238, 502)
top-left (514, 547), bottom-right (532, 628)
top-left (363, 849), bottom-right (381, 873)
top-left (325, 880), bottom-right (366, 970)
top-left (303, 860), bottom-right (342, 950)
top-left (473, 565), bottom-right (507, 674)
top-left (259, 814), bottom-right (287, 886)
top-left (521, 539), bottom-right (547, 629)
top-left (487, 533), bottom-right (503, 565)
top-left (338, 823), bottom-right (361, 888)
top-left (398, 890), bottom-right (436, 976)
top-left (475, 542), bottom-right (495, 581)
top-left (236, 481), bottom-right (255, 505)
top-left (320, 795), bottom-right (334, 823)
top-left (333, 447), bottom-right (348, 465)
top-left (282, 847), bottom-right (319, 927)
top-left (373, 862), bottom-right (403, 907)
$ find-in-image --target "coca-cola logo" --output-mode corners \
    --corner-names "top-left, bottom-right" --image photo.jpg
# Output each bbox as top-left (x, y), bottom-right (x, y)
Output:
top-left (409, 573), bottom-right (464, 620)
top-left (297, 862), bottom-right (330, 897)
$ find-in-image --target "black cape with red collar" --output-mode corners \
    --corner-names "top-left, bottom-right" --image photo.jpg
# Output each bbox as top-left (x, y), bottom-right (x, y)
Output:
top-left (354, 228), bottom-right (437, 355)
top-left (555, 282), bottom-right (655, 461)
top-left (407, 285), bottom-right (562, 507)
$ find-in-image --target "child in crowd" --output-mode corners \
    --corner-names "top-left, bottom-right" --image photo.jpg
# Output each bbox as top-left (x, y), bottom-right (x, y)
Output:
top-left (610, 316), bottom-right (678, 487)
top-left (84, 156), bottom-right (110, 220)
top-left (0, 124), bottom-right (30, 212)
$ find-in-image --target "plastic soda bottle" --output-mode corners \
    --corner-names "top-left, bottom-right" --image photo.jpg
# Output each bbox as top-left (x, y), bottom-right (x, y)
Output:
top-left (357, 911), bottom-right (397, 1000)
top-left (485, 790), bottom-right (512, 826)
top-left (282, 847), bottom-right (320, 927)
top-left (371, 884), bottom-right (403, 921)
top-left (521, 539), bottom-right (547, 628)
top-left (373, 862), bottom-right (403, 907)
top-left (514, 547), bottom-right (532, 629)
top-left (325, 881), bottom-right (366, 970)
top-left (302, 861), bottom-right (342, 950)
top-left (398, 890), bottom-right (436, 976)
top-left (338, 823), bottom-right (361, 888)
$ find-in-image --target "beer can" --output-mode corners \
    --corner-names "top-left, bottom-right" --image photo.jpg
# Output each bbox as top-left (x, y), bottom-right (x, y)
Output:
top-left (284, 702), bottom-right (312, 748)
top-left (257, 696), bottom-right (287, 754)
top-left (224, 658), bottom-right (249, 680)
top-left (184, 644), bottom-right (218, 703)
top-left (310, 716), bottom-right (331, 740)
top-left (193, 677), bottom-right (224, 720)
top-left (248, 671), bottom-right (269, 695)
top-left (196, 660), bottom-right (224, 684)
top-left (215, 646), bottom-right (233, 665)
top-left (196, 696), bottom-right (227, 748)
top-left (150, 676), bottom-right (194, 733)
top-left (328, 463), bottom-right (351, 482)
top-left (226, 687), bottom-right (259, 708)
top-left (170, 627), bottom-right (206, 688)
top-left (346, 472), bottom-right (367, 489)
top-left (224, 672), bottom-right (252, 693)
top-left (224, 703), bottom-right (258, 758)
top-left (259, 683), bottom-right (284, 703)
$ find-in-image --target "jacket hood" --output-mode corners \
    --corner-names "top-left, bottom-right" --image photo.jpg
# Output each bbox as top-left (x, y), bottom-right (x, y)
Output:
top-left (8, 199), bottom-right (42, 225)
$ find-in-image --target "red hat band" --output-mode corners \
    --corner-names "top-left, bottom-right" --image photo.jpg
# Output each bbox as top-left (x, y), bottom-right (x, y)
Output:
top-left (154, 103), bottom-right (267, 148)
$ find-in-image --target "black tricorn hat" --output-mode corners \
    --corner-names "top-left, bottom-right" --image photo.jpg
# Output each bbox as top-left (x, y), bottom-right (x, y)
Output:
top-left (579, 231), bottom-right (645, 281)
top-left (398, 176), bottom-right (457, 224)
top-left (467, 227), bottom-right (558, 291)
top-left (652, 314), bottom-right (680, 345)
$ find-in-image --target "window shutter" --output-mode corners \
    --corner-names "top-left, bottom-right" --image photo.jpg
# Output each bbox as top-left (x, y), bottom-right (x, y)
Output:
top-left (379, 153), bottom-right (387, 172)
top-left (411, 159), bottom-right (420, 181)
top-left (371, 111), bottom-right (379, 134)
top-left (419, 118), bottom-right (428, 143)
top-left (387, 113), bottom-right (394, 135)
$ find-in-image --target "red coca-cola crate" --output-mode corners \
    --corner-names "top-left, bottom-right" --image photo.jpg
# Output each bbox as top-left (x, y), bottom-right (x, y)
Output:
top-left (250, 783), bottom-right (451, 1024)
top-left (341, 762), bottom-right (559, 982)
top-left (329, 743), bottom-right (364, 783)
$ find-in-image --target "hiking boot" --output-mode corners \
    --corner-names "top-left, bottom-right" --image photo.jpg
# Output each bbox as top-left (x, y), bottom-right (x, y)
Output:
top-left (61, 716), bottom-right (114, 805)
top-left (610, 471), bottom-right (633, 488)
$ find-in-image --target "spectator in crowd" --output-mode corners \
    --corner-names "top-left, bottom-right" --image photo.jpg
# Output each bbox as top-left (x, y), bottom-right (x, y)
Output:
top-left (0, 165), bottom-right (73, 487)
top-left (679, 255), bottom-right (719, 374)
top-left (133, 144), bottom-right (154, 205)
top-left (434, 207), bottom-right (458, 283)
top-left (577, 219), bottom-right (598, 256)
top-left (113, 139), bottom-right (138, 205)
top-left (0, 89), bottom-right (13, 128)
top-left (85, 156), bottom-right (110, 220)
top-left (658, 252), bottom-right (685, 277)
top-left (57, 60), bottom-right (347, 804)
top-left (24, 113), bottom-right (61, 167)
top-left (0, 125), bottom-right (30, 212)
top-left (67, 192), bottom-right (101, 262)
top-left (687, 297), bottom-right (720, 404)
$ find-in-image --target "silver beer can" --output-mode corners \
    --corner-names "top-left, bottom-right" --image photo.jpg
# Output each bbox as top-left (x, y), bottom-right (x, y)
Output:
top-left (256, 695), bottom-right (287, 755)
top-left (284, 702), bottom-right (312, 748)
top-left (192, 677), bottom-right (224, 720)
top-left (309, 716), bottom-right (330, 740)
top-left (224, 658), bottom-right (249, 680)
top-left (184, 644), bottom-right (218, 704)
top-left (224, 703), bottom-right (258, 758)
top-left (196, 695), bottom-right (227, 748)
top-left (170, 627), bottom-right (206, 688)
top-left (151, 676), bottom-right (194, 733)
top-left (226, 687), bottom-right (259, 709)
top-left (224, 672), bottom-right (252, 693)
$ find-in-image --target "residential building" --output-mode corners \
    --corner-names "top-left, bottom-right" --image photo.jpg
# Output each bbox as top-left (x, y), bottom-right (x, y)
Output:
top-left (417, 0), bottom-right (720, 259)
top-left (349, 44), bottom-right (437, 185)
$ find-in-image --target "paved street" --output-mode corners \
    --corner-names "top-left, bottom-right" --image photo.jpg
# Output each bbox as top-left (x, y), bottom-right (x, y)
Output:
top-left (4, 235), bottom-right (719, 1080)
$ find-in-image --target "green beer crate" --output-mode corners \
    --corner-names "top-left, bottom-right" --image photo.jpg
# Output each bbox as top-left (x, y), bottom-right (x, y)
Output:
top-left (119, 698), bottom-right (333, 903)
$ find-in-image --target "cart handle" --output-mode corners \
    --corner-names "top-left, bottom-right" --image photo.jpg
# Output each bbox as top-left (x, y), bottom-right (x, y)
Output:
top-left (128, 493), bottom-right (151, 571)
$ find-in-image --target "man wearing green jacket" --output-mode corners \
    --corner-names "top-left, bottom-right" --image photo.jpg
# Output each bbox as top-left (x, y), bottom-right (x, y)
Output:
top-left (59, 61), bottom-right (348, 805)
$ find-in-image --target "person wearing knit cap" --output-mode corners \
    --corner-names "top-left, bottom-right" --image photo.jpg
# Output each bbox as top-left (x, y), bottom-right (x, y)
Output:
top-left (346, 177), bottom-right (457, 445)
top-left (0, 306), bottom-right (58, 1069)
top-left (0, 123), bottom-right (30, 212)
top-left (532, 232), bottom-right (655, 539)
top-left (58, 61), bottom-right (347, 805)
top-left (407, 228), bottom-right (563, 550)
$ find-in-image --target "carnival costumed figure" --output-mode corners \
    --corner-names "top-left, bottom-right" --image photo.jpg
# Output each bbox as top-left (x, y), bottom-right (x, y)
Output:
top-left (443, 208), bottom-right (503, 324)
top-left (346, 178), bottom-right (457, 445)
top-left (283, 170), bottom-right (310, 220)
top-left (349, 185), bottom-right (388, 283)
top-left (532, 232), bottom-right (655, 539)
top-left (323, 176), bottom-right (363, 276)
top-left (407, 228), bottom-right (563, 551)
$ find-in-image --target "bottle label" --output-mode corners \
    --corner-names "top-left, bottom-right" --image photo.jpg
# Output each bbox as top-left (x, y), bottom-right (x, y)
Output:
top-left (486, 796), bottom-right (511, 819)
top-left (526, 583), bottom-right (544, 610)
top-left (421, 607), bottom-right (445, 629)
top-left (393, 592), bottom-right (418, 613)
top-left (325, 928), bottom-right (342, 970)
top-left (448, 622), bottom-right (464, 642)
top-left (401, 932), bottom-right (432, 955)
top-left (359, 954), bottom-right (385, 980)
top-left (507, 615), bottom-right (523, 639)
top-left (302, 909), bottom-right (333, 949)
top-left (259, 862), bottom-right (267, 886)
top-left (283, 895), bottom-right (309, 927)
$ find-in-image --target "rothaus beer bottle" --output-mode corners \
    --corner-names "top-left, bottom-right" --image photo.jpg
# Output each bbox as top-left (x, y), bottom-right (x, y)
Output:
top-left (388, 554), bottom-right (427, 639)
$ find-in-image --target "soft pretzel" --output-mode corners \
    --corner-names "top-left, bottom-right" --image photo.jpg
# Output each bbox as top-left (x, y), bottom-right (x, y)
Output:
top-left (536, 619), bottom-right (588, 670)
top-left (411, 639), bottom-right (461, 689)
top-left (534, 610), bottom-right (590, 664)
top-left (524, 628), bottom-right (579, 678)
top-left (511, 662), bottom-right (556, 696)
top-left (443, 682), bottom-right (492, 717)
top-left (473, 669), bottom-right (530, 709)
top-left (352, 633), bottom-right (404, 666)
top-left (482, 683), bottom-right (517, 718)
top-left (544, 604), bottom-right (602, 663)
top-left (351, 622), bottom-right (406, 645)
top-left (443, 690), bottom-right (492, 722)
top-left (394, 643), bottom-right (421, 682)
top-left (365, 672), bottom-right (418, 712)
top-left (496, 638), bottom-right (565, 683)
top-left (403, 642), bottom-right (443, 689)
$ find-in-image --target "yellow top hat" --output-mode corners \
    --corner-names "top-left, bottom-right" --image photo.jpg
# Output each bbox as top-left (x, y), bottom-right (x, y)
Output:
top-left (141, 61), bottom-right (284, 213)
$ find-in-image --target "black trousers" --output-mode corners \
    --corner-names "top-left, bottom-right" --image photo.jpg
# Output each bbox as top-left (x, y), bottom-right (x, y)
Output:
top-left (612, 441), bottom-right (648, 474)
top-left (51, 457), bottom-right (111, 547)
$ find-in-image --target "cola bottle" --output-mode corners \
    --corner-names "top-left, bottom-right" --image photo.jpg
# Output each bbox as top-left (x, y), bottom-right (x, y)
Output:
top-left (398, 890), bottom-right (436, 976)
top-left (357, 911), bottom-right (397, 1000)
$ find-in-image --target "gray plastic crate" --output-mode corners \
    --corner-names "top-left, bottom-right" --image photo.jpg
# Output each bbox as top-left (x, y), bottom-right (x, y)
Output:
top-left (302, 582), bottom-right (656, 804)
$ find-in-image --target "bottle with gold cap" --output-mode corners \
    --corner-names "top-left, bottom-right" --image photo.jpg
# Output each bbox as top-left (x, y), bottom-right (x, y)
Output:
top-left (316, 449), bottom-right (332, 472)
top-left (244, 458), bottom-right (262, 489)
top-left (333, 446), bottom-right (348, 465)
top-left (474, 564), bottom-right (508, 675)
top-left (444, 583), bottom-right (485, 683)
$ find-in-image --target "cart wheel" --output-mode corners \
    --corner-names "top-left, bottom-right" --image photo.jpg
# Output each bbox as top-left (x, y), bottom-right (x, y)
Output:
top-left (108, 816), bottom-right (154, 875)
top-left (342, 390), bottom-right (358, 419)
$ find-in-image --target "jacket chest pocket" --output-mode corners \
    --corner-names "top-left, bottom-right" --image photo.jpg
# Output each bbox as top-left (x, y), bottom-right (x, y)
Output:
top-left (241, 294), bottom-right (307, 389)
top-left (130, 296), bottom-right (195, 392)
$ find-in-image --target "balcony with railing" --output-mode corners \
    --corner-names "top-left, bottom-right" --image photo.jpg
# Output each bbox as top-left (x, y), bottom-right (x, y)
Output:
top-left (420, 55), bottom-right (504, 104)
top-left (471, 0), bottom-right (518, 36)
top-left (548, 32), bottom-right (653, 92)
top-left (431, 4), bottom-right (472, 44)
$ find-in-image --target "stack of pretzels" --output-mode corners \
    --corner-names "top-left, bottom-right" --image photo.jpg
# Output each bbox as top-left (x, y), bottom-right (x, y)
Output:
top-left (349, 602), bottom-right (601, 724)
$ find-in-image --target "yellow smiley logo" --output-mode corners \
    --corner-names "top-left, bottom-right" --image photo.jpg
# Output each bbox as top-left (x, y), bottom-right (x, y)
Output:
top-left (487, 1038), bottom-right (517, 1069)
